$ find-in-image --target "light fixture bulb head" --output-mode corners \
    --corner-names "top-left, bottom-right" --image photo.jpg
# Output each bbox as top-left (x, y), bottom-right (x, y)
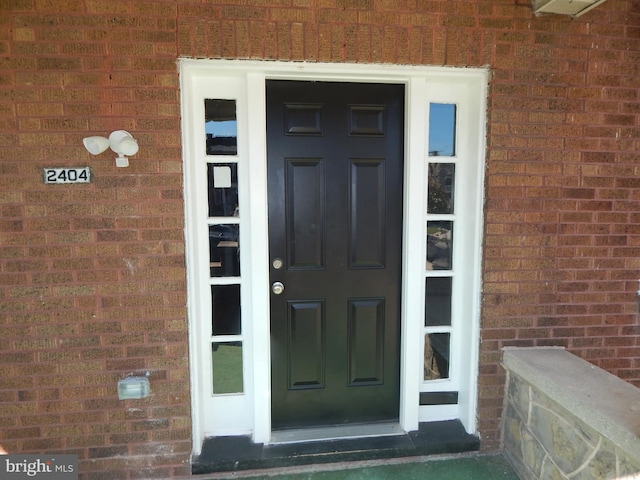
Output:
top-left (83, 136), bottom-right (110, 155)
top-left (109, 130), bottom-right (139, 156)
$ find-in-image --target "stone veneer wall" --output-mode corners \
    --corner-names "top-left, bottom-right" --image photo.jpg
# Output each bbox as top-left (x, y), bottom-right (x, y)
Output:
top-left (501, 347), bottom-right (640, 480)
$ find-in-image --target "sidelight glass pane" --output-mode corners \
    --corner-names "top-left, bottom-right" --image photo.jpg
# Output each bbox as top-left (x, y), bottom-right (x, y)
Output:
top-left (212, 341), bottom-right (243, 394)
top-left (424, 333), bottom-right (450, 380)
top-left (426, 221), bottom-right (453, 270)
top-left (205, 99), bottom-right (237, 155)
top-left (211, 284), bottom-right (241, 336)
top-left (428, 103), bottom-right (456, 157)
top-left (207, 163), bottom-right (239, 217)
top-left (209, 224), bottom-right (240, 277)
top-left (427, 163), bottom-right (455, 214)
top-left (425, 277), bottom-right (452, 326)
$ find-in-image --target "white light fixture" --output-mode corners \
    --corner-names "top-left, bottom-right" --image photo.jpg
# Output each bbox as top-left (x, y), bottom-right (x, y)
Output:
top-left (108, 130), bottom-right (139, 168)
top-left (532, 0), bottom-right (608, 17)
top-left (82, 130), bottom-right (139, 167)
top-left (82, 136), bottom-right (110, 155)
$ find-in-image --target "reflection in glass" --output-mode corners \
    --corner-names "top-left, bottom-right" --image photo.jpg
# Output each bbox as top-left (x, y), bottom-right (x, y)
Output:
top-left (428, 163), bottom-right (455, 214)
top-left (209, 225), bottom-right (239, 277)
top-left (425, 277), bottom-right (452, 326)
top-left (205, 99), bottom-right (238, 155)
top-left (212, 341), bottom-right (243, 394)
top-left (428, 103), bottom-right (456, 157)
top-left (207, 163), bottom-right (238, 217)
top-left (427, 221), bottom-right (453, 270)
top-left (211, 284), bottom-right (241, 336)
top-left (424, 333), bottom-right (450, 380)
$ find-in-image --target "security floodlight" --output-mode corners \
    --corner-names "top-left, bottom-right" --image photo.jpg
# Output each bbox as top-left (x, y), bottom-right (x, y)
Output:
top-left (83, 130), bottom-right (139, 167)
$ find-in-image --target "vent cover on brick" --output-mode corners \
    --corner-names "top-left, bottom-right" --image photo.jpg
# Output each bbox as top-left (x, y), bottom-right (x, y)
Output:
top-left (532, 0), bottom-right (608, 17)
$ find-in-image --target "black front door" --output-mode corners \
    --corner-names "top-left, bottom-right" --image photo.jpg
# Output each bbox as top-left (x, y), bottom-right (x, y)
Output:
top-left (267, 80), bottom-right (405, 430)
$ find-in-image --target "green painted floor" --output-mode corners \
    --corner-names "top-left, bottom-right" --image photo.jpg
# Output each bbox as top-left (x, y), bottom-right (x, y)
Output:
top-left (199, 454), bottom-right (520, 480)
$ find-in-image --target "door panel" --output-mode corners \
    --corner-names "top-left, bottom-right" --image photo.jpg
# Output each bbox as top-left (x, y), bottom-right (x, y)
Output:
top-left (348, 298), bottom-right (384, 385)
top-left (350, 159), bottom-right (386, 268)
top-left (267, 80), bottom-right (404, 430)
top-left (287, 159), bottom-right (325, 269)
top-left (288, 300), bottom-right (325, 389)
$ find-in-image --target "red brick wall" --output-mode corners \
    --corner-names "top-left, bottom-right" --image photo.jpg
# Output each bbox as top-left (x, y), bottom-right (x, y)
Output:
top-left (1, 0), bottom-right (639, 477)
top-left (1, 1), bottom-right (189, 478)
top-left (481, 0), bottom-right (640, 446)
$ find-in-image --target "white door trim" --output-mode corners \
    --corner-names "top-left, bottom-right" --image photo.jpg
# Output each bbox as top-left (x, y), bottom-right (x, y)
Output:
top-left (180, 60), bottom-right (488, 453)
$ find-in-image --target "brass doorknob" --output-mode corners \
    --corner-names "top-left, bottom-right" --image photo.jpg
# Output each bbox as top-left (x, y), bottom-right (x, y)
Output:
top-left (271, 282), bottom-right (285, 295)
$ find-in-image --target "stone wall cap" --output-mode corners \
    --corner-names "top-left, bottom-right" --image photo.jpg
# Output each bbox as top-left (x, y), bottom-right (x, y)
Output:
top-left (501, 346), bottom-right (640, 462)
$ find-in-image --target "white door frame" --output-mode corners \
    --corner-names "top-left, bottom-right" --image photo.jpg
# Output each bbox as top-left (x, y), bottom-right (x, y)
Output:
top-left (180, 60), bottom-right (488, 453)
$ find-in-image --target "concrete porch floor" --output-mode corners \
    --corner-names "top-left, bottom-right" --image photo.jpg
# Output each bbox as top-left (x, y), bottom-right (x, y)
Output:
top-left (188, 453), bottom-right (520, 480)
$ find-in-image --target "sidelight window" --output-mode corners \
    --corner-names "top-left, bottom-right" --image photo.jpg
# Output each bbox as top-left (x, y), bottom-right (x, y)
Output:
top-left (206, 98), bottom-right (243, 396)
top-left (423, 104), bottom-right (456, 387)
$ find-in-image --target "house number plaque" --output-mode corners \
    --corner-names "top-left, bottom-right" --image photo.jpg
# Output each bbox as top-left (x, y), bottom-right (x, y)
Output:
top-left (43, 167), bottom-right (92, 184)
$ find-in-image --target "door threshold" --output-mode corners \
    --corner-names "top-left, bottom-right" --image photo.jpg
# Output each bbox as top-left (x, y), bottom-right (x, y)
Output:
top-left (192, 420), bottom-right (480, 474)
top-left (270, 422), bottom-right (404, 444)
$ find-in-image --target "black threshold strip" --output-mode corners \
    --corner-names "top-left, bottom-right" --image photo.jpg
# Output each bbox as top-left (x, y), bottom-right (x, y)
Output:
top-left (192, 420), bottom-right (480, 474)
